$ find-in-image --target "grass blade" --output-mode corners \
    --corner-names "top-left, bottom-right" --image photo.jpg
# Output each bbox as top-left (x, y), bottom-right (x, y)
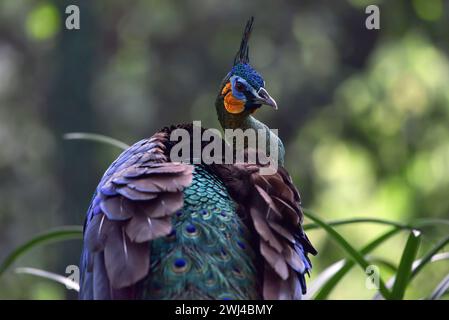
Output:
top-left (303, 217), bottom-right (411, 231)
top-left (303, 210), bottom-right (391, 299)
top-left (63, 132), bottom-right (129, 150)
top-left (366, 257), bottom-right (398, 273)
top-left (428, 273), bottom-right (449, 300)
top-left (414, 218), bottom-right (449, 228)
top-left (303, 216), bottom-right (449, 231)
top-left (410, 235), bottom-right (449, 281)
top-left (0, 226), bottom-right (83, 277)
top-left (15, 267), bottom-right (79, 292)
top-left (373, 252), bottom-right (449, 300)
top-left (304, 260), bottom-right (346, 300)
top-left (312, 228), bottom-right (399, 300)
top-left (390, 230), bottom-right (422, 300)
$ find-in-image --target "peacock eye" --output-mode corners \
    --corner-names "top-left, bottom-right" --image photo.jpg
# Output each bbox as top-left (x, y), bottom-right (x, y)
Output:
top-left (235, 82), bottom-right (245, 92)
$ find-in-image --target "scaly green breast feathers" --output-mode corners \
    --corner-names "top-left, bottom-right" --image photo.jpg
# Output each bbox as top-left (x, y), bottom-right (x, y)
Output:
top-left (140, 165), bottom-right (260, 300)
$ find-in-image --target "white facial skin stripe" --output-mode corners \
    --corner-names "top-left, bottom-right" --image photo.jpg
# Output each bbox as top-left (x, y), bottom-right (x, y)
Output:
top-left (229, 75), bottom-right (260, 100)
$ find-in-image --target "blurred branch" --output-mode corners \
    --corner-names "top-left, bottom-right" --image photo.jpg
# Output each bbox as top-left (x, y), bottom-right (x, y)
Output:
top-left (0, 226), bottom-right (83, 278)
top-left (63, 132), bottom-right (129, 150)
top-left (15, 267), bottom-right (79, 292)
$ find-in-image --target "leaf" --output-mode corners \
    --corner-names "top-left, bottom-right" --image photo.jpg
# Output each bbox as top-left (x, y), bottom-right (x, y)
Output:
top-left (63, 132), bottom-right (129, 150)
top-left (304, 260), bottom-right (345, 300)
top-left (302, 216), bottom-right (449, 231)
top-left (414, 218), bottom-right (449, 228)
top-left (428, 273), bottom-right (449, 300)
top-left (303, 217), bottom-right (412, 231)
top-left (26, 3), bottom-right (60, 40)
top-left (15, 267), bottom-right (79, 292)
top-left (0, 226), bottom-right (83, 277)
top-left (303, 209), bottom-right (391, 299)
top-left (390, 230), bottom-right (422, 300)
top-left (373, 252), bottom-right (449, 300)
top-left (300, 210), bottom-right (449, 300)
top-left (310, 228), bottom-right (400, 300)
top-left (366, 257), bottom-right (398, 273)
top-left (410, 235), bottom-right (449, 281)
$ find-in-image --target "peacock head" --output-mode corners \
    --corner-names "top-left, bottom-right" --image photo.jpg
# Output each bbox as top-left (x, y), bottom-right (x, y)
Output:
top-left (217, 17), bottom-right (277, 117)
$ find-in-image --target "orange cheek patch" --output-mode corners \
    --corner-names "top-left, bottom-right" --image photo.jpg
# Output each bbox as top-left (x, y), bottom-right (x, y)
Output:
top-left (224, 92), bottom-right (245, 114)
top-left (221, 82), bottom-right (232, 95)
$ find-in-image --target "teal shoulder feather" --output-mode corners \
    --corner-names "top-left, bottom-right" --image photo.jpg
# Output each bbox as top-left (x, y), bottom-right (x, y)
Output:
top-left (140, 165), bottom-right (260, 299)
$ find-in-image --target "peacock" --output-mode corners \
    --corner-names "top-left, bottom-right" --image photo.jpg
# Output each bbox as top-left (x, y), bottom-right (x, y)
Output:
top-left (79, 17), bottom-right (317, 300)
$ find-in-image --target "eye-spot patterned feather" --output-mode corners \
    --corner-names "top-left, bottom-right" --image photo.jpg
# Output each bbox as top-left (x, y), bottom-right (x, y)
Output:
top-left (139, 164), bottom-right (260, 300)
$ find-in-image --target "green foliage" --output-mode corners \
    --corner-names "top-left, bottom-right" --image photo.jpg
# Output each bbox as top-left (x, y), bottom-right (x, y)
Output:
top-left (390, 230), bottom-right (421, 299)
top-left (15, 267), bottom-right (79, 291)
top-left (63, 133), bottom-right (130, 150)
top-left (0, 226), bottom-right (82, 277)
top-left (26, 2), bottom-right (60, 40)
top-left (412, 0), bottom-right (443, 21)
top-left (429, 274), bottom-right (449, 300)
top-left (310, 228), bottom-right (400, 300)
top-left (304, 210), bottom-right (392, 299)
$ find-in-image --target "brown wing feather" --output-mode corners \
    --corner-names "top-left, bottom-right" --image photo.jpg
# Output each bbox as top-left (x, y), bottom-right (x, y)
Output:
top-left (82, 130), bottom-right (193, 297)
top-left (211, 150), bottom-right (317, 300)
top-left (251, 167), bottom-right (317, 299)
top-left (103, 223), bottom-right (149, 289)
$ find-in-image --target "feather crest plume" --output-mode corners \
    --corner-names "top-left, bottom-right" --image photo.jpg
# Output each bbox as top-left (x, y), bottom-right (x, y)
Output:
top-left (234, 16), bottom-right (254, 65)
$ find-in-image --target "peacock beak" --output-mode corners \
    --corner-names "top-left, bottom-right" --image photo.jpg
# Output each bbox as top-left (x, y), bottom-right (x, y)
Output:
top-left (255, 87), bottom-right (278, 110)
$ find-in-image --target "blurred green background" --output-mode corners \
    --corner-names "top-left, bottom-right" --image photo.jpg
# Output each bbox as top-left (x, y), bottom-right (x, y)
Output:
top-left (0, 0), bottom-right (448, 299)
